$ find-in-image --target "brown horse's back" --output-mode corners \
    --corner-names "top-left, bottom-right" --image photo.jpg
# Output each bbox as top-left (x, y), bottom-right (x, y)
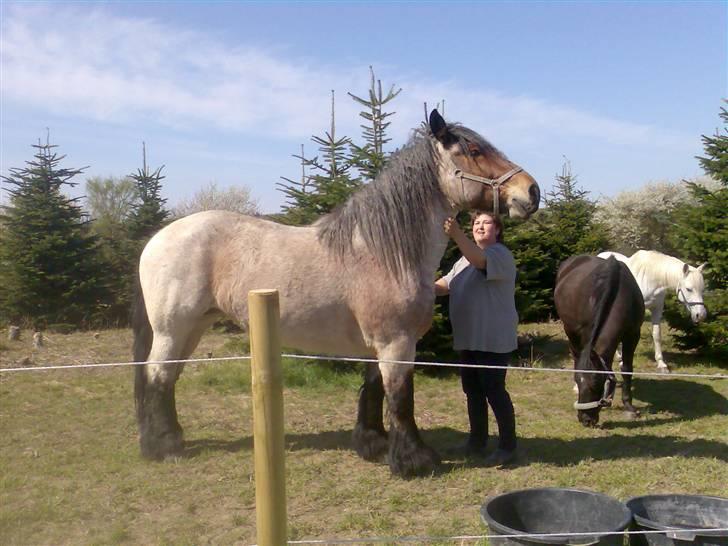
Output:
top-left (555, 255), bottom-right (644, 355)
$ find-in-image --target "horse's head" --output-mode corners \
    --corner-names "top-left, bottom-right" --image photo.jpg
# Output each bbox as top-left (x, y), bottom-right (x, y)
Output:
top-left (677, 263), bottom-right (707, 324)
top-left (574, 350), bottom-right (616, 427)
top-left (428, 109), bottom-right (540, 218)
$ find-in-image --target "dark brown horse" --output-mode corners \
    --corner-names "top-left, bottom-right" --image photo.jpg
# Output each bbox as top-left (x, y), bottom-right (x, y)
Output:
top-left (554, 255), bottom-right (645, 426)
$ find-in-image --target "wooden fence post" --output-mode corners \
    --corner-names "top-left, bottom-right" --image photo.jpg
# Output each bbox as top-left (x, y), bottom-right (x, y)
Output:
top-left (249, 289), bottom-right (287, 546)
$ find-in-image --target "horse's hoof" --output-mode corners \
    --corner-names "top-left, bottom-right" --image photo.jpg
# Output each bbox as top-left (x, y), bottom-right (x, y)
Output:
top-left (389, 445), bottom-right (441, 478)
top-left (352, 425), bottom-right (388, 462)
top-left (657, 366), bottom-right (671, 374)
top-left (140, 430), bottom-right (184, 461)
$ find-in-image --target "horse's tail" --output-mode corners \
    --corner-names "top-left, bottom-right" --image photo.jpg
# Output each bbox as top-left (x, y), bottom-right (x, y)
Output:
top-left (132, 271), bottom-right (153, 424)
top-left (577, 256), bottom-right (621, 370)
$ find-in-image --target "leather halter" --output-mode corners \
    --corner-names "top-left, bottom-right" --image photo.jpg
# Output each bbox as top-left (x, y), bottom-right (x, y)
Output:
top-left (453, 167), bottom-right (523, 216)
top-left (434, 134), bottom-right (523, 215)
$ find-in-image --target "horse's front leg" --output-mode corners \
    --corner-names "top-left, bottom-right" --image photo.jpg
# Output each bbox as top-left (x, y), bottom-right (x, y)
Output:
top-left (378, 341), bottom-right (440, 477)
top-left (620, 334), bottom-right (641, 418)
top-left (352, 363), bottom-right (388, 462)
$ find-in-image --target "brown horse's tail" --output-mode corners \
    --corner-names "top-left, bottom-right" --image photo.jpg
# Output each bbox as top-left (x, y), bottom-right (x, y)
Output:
top-left (577, 256), bottom-right (621, 370)
top-left (132, 271), bottom-right (153, 424)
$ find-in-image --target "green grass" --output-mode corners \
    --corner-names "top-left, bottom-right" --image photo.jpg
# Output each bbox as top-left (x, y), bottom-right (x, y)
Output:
top-left (0, 323), bottom-right (726, 545)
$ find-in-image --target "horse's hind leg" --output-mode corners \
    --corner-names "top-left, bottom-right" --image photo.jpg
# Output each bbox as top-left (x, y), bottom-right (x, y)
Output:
top-left (352, 363), bottom-right (388, 462)
top-left (620, 332), bottom-right (640, 418)
top-left (137, 333), bottom-right (188, 460)
top-left (377, 340), bottom-right (440, 477)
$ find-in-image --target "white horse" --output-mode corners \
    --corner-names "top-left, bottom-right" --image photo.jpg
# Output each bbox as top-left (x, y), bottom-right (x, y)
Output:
top-left (597, 250), bottom-right (707, 372)
top-left (132, 110), bottom-right (541, 477)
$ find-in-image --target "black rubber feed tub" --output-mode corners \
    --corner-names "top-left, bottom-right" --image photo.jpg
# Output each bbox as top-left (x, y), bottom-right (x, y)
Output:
top-left (626, 494), bottom-right (728, 546)
top-left (481, 487), bottom-right (632, 546)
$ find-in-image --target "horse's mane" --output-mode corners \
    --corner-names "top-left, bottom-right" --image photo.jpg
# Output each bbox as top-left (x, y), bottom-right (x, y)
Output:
top-left (628, 250), bottom-right (688, 288)
top-left (315, 124), bottom-right (504, 279)
top-left (577, 257), bottom-right (621, 373)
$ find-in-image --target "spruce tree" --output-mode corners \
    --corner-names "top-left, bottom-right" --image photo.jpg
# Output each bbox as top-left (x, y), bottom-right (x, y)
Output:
top-left (127, 143), bottom-right (169, 242)
top-left (347, 66), bottom-right (402, 183)
top-left (543, 160), bottom-right (610, 257)
top-left (665, 104), bottom-right (728, 354)
top-left (505, 159), bottom-right (609, 322)
top-left (0, 139), bottom-right (106, 327)
top-left (277, 91), bottom-right (361, 225)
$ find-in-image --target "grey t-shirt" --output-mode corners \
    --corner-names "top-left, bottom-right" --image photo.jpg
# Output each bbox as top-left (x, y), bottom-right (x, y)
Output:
top-left (442, 243), bottom-right (518, 353)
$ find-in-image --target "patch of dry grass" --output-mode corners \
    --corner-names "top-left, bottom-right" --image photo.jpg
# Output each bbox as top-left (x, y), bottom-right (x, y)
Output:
top-left (1, 323), bottom-right (726, 545)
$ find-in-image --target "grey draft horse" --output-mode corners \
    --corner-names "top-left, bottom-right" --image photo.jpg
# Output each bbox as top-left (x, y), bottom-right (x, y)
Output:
top-left (132, 110), bottom-right (541, 477)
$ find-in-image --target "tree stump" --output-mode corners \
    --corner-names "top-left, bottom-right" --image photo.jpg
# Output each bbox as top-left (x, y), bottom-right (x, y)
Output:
top-left (33, 332), bottom-right (44, 349)
top-left (8, 326), bottom-right (20, 341)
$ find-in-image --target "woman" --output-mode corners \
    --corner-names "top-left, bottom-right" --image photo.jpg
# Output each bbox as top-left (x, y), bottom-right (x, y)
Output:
top-left (435, 211), bottom-right (518, 467)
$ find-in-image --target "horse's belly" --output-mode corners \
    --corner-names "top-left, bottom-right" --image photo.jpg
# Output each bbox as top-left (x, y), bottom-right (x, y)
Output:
top-left (279, 308), bottom-right (373, 358)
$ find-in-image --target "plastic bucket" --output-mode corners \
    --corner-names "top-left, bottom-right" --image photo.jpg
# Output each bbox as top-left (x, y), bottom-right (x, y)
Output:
top-left (626, 494), bottom-right (728, 546)
top-left (480, 487), bottom-right (632, 546)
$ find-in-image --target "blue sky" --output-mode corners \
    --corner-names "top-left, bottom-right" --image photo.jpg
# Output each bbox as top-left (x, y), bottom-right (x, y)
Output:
top-left (1, 1), bottom-right (726, 213)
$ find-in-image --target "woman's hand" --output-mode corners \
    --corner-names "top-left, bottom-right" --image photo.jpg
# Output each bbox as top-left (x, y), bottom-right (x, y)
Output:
top-left (443, 216), bottom-right (462, 239)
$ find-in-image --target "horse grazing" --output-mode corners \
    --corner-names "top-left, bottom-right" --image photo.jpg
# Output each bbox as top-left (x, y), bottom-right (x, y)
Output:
top-left (132, 109), bottom-right (541, 477)
top-left (597, 250), bottom-right (707, 372)
top-left (554, 255), bottom-right (645, 427)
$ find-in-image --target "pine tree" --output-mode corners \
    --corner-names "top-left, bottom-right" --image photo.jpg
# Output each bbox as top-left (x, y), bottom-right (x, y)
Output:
top-left (127, 142), bottom-right (169, 242)
top-left (0, 138), bottom-right (106, 327)
top-left (665, 104), bottom-right (728, 354)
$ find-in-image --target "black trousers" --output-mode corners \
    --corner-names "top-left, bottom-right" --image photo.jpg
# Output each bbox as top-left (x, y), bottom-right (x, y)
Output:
top-left (460, 350), bottom-right (517, 451)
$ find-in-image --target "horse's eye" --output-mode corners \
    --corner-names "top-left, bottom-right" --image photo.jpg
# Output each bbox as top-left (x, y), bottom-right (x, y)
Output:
top-left (686, 288), bottom-right (693, 292)
top-left (465, 143), bottom-right (481, 157)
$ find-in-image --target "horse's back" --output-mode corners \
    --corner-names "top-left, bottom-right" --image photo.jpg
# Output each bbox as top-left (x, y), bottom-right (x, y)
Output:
top-left (137, 210), bottom-right (388, 357)
top-left (139, 211), bottom-right (311, 328)
top-left (555, 255), bottom-right (644, 351)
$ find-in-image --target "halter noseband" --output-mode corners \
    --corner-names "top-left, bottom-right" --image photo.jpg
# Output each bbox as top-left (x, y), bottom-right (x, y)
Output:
top-left (453, 167), bottom-right (523, 216)
top-left (573, 355), bottom-right (616, 411)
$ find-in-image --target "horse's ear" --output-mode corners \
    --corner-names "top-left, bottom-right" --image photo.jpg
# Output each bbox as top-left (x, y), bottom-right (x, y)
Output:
top-left (429, 109), bottom-right (450, 142)
top-left (697, 262), bottom-right (707, 272)
top-left (683, 263), bottom-right (690, 277)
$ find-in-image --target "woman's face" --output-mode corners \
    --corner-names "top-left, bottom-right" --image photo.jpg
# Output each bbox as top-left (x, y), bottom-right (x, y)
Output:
top-left (472, 214), bottom-right (498, 248)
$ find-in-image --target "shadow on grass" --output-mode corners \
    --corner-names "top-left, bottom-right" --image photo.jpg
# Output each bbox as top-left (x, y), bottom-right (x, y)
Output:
top-left (619, 377), bottom-right (728, 425)
top-left (183, 420), bottom-right (727, 470)
top-left (429, 427), bottom-right (728, 472)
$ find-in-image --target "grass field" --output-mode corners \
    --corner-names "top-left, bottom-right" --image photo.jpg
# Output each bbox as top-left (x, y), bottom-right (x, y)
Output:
top-left (1, 322), bottom-right (726, 545)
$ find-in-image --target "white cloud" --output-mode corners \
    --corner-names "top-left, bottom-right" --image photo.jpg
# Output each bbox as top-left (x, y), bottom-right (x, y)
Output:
top-left (2, 4), bottom-right (693, 155)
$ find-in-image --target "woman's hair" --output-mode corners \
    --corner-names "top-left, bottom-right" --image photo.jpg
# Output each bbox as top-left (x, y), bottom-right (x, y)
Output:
top-left (470, 210), bottom-right (504, 242)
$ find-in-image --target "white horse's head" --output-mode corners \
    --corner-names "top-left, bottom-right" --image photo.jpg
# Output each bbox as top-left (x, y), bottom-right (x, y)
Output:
top-left (677, 263), bottom-right (707, 323)
top-left (428, 110), bottom-right (540, 219)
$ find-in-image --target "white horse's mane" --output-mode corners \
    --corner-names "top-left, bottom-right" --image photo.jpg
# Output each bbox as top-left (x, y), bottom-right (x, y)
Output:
top-left (628, 250), bottom-right (688, 289)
